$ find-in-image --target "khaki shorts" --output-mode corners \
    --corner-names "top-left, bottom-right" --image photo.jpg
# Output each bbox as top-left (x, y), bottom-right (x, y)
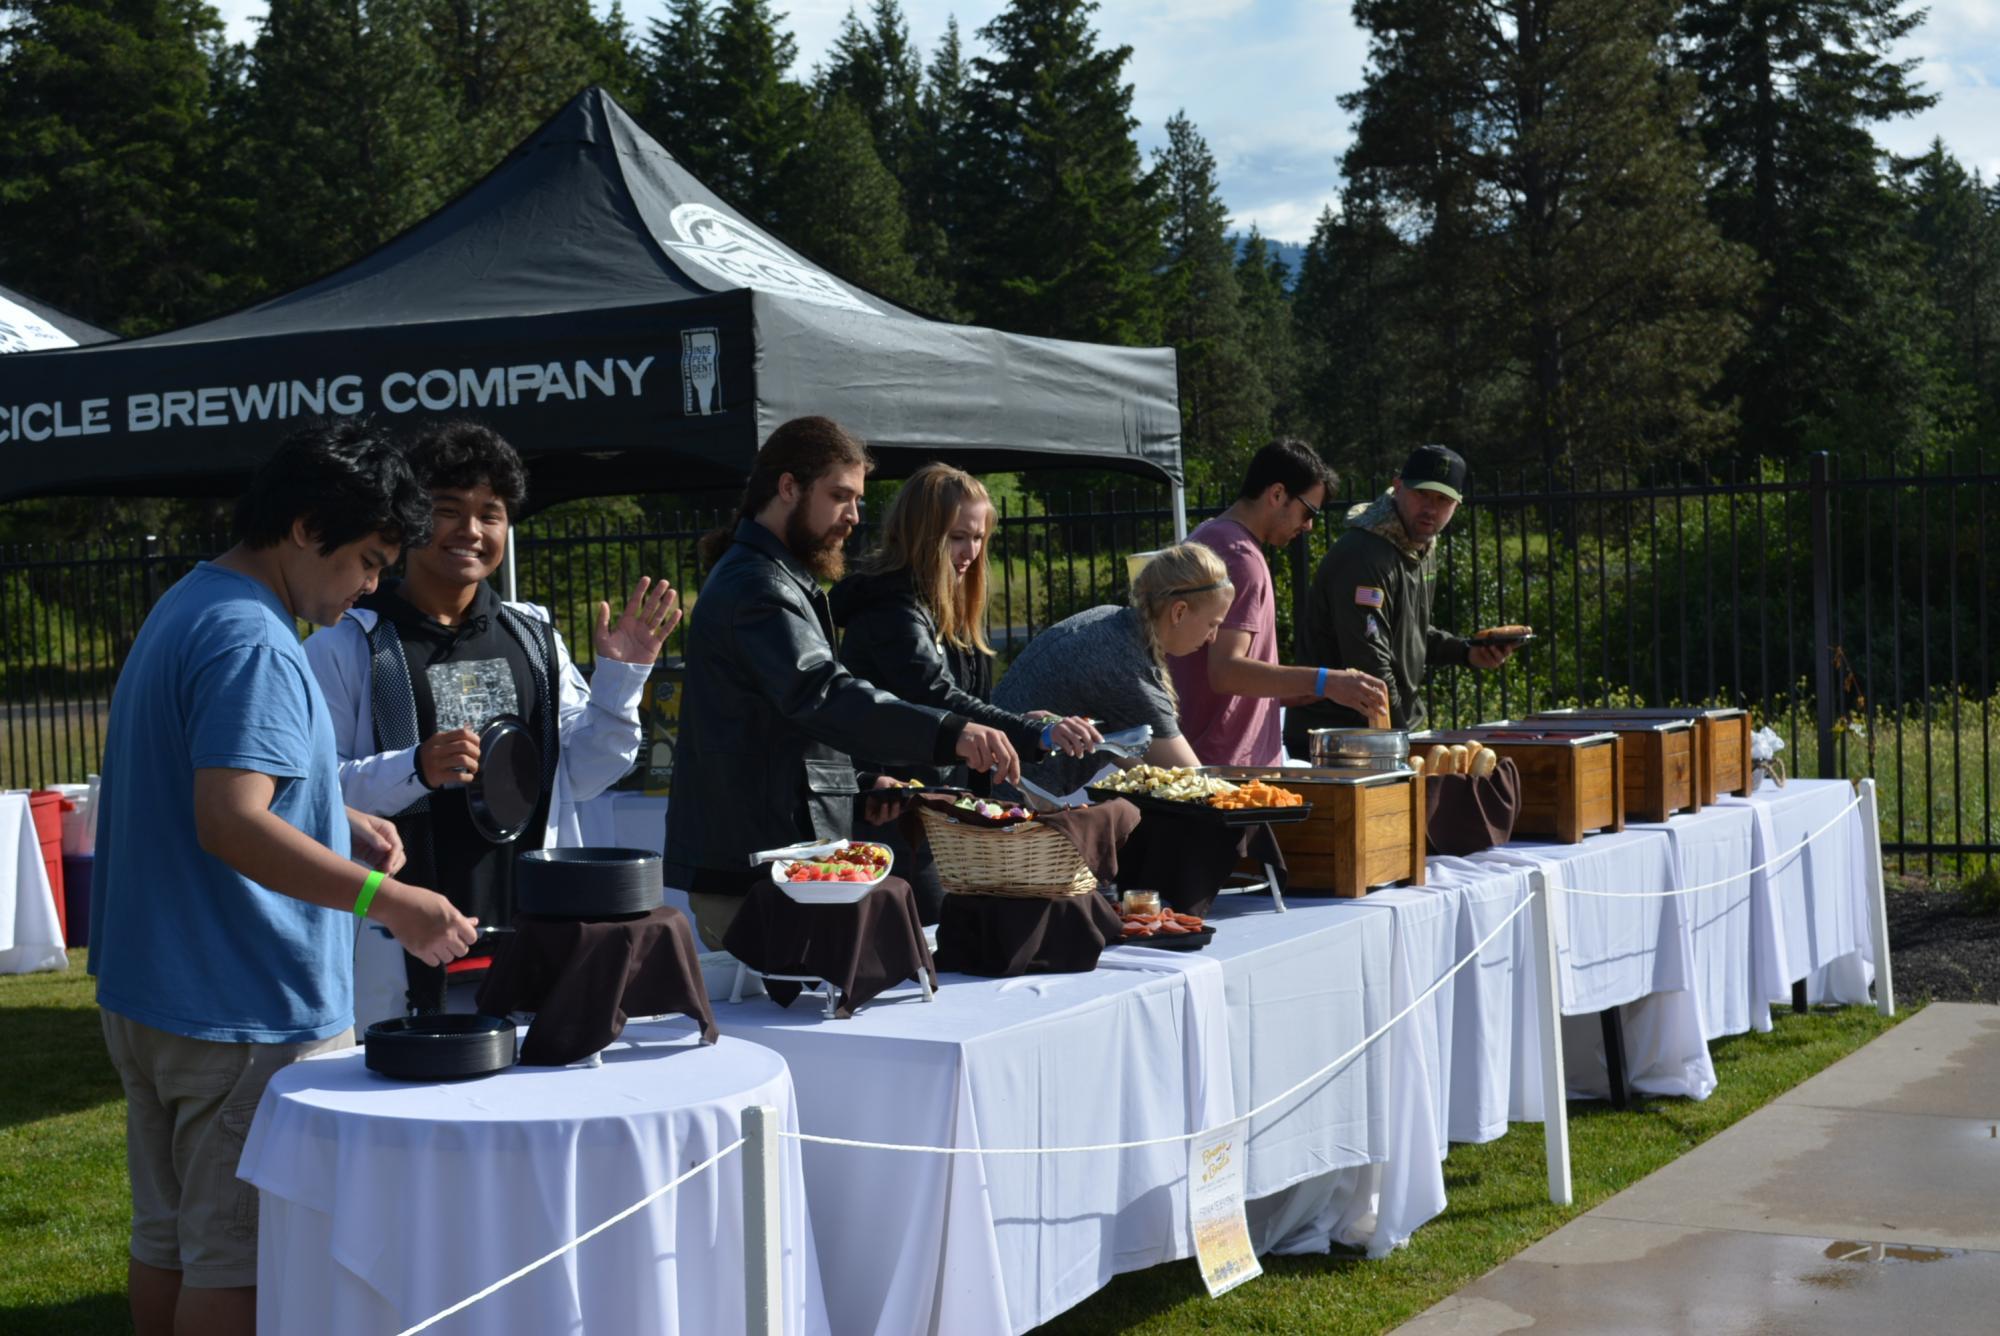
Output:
top-left (687, 890), bottom-right (747, 952)
top-left (101, 1010), bottom-right (353, 1288)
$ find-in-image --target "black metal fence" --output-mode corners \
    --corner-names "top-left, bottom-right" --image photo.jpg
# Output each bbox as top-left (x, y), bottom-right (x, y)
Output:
top-left (3, 453), bottom-right (1993, 873)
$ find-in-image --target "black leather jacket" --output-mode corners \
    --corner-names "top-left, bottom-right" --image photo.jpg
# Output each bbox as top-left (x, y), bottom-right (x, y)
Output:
top-left (830, 566), bottom-right (1043, 788)
top-left (664, 521), bottom-right (966, 893)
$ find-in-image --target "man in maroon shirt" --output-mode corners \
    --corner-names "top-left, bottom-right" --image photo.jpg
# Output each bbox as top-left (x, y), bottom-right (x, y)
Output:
top-left (1167, 439), bottom-right (1390, 764)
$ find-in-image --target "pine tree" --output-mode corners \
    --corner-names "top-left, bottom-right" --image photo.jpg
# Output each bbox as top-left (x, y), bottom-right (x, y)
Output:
top-left (1680, 0), bottom-right (1949, 460)
top-left (817, 0), bottom-right (923, 186)
top-left (1899, 140), bottom-right (1999, 431)
top-left (1345, 0), bottom-right (1754, 472)
top-left (958, 0), bottom-right (1162, 345)
top-left (0, 0), bottom-right (242, 330)
top-left (236, 0), bottom-right (455, 293)
top-left (906, 15), bottom-right (971, 312)
top-left (641, 0), bottom-right (718, 168)
top-left (1234, 227), bottom-right (1296, 442)
top-left (1153, 112), bottom-right (1257, 481)
top-left (701, 0), bottom-right (810, 223)
top-left (1292, 194), bottom-right (1416, 476)
top-left (423, 0), bottom-right (641, 171)
top-left (775, 95), bottom-right (945, 312)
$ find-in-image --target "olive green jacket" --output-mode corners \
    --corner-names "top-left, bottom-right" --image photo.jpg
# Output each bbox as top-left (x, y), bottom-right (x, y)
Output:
top-left (1287, 494), bottom-right (1469, 749)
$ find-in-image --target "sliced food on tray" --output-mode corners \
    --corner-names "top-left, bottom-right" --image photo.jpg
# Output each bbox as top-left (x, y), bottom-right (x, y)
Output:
top-left (779, 842), bottom-right (892, 884)
top-left (1211, 778), bottom-right (1303, 810)
top-left (1092, 764), bottom-right (1237, 804)
top-left (1118, 908), bottom-right (1206, 938)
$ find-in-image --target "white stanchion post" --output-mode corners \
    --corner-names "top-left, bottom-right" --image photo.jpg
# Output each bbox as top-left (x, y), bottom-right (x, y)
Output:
top-left (500, 527), bottom-right (519, 603)
top-left (743, 1105), bottom-right (783, 1336)
top-left (1859, 779), bottom-right (1895, 1018)
top-left (1527, 870), bottom-right (1573, 1206)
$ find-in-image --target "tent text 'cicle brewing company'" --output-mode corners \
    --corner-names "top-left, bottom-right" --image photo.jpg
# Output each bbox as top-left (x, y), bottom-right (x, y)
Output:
top-left (0, 88), bottom-right (1181, 509)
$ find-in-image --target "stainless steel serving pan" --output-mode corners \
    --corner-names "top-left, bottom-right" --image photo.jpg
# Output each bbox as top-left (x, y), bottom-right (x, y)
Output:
top-left (1304, 728), bottom-right (1409, 766)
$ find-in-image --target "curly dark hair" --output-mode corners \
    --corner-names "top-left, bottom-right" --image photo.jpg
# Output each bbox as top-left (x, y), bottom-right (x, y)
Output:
top-left (233, 418), bottom-right (432, 555)
top-left (404, 421), bottom-right (529, 516)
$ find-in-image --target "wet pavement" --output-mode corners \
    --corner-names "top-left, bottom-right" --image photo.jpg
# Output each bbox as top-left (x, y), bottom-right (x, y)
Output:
top-left (1394, 1003), bottom-right (2000, 1335)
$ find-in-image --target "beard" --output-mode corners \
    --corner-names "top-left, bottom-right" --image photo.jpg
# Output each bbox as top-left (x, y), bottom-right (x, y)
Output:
top-left (784, 505), bottom-right (851, 583)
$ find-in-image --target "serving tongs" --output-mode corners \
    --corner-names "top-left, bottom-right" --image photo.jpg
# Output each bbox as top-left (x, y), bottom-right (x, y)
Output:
top-left (1092, 724), bottom-right (1153, 760)
top-left (1012, 772), bottom-right (1088, 811)
top-left (749, 838), bottom-right (852, 867)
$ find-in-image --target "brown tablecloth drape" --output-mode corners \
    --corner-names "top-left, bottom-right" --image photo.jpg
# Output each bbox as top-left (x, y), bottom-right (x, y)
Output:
top-left (933, 890), bottom-right (1127, 977)
top-left (475, 907), bottom-right (717, 1066)
top-left (722, 877), bottom-right (936, 1018)
top-left (1425, 759), bottom-right (1523, 856)
top-left (1116, 817), bottom-right (1288, 916)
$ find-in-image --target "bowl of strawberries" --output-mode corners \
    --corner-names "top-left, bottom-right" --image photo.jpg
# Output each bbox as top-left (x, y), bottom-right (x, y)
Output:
top-left (770, 841), bottom-right (895, 905)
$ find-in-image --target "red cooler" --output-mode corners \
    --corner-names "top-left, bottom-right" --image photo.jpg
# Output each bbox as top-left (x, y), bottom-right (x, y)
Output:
top-left (27, 791), bottom-right (66, 942)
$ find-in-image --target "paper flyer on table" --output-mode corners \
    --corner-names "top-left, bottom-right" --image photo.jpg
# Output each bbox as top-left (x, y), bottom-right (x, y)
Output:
top-left (1189, 1118), bottom-right (1261, 1297)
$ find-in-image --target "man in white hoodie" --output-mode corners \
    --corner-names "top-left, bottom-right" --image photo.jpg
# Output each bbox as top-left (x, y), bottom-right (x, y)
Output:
top-left (306, 421), bottom-right (680, 1025)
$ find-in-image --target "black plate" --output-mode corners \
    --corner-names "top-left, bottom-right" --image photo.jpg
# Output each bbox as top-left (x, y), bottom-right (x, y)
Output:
top-left (515, 847), bottom-right (663, 919)
top-left (364, 1014), bottom-right (517, 1081)
top-left (1115, 926), bottom-right (1216, 952)
top-left (467, 715), bottom-right (541, 843)
top-left (1086, 788), bottom-right (1313, 827)
top-left (1468, 632), bottom-right (1535, 647)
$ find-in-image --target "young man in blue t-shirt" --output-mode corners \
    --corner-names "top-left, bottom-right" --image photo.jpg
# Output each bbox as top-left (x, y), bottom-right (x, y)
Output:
top-left (89, 420), bottom-right (479, 1336)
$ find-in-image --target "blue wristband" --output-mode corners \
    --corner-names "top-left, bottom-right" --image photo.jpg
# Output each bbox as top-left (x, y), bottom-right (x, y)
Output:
top-left (1040, 721), bottom-right (1056, 751)
top-left (1315, 666), bottom-right (1329, 698)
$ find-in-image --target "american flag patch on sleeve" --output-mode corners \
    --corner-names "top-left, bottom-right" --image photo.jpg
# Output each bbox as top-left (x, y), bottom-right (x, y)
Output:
top-left (1354, 585), bottom-right (1385, 608)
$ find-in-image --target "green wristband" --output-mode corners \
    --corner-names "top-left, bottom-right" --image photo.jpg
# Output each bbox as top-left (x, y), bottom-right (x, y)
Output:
top-left (354, 869), bottom-right (385, 919)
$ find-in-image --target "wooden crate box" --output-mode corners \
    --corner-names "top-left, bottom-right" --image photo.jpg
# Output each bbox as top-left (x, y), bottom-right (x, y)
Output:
top-left (1210, 768), bottom-right (1425, 898)
top-left (1531, 707), bottom-right (1753, 807)
top-left (1409, 729), bottom-right (1625, 844)
top-left (1517, 715), bottom-right (1699, 822)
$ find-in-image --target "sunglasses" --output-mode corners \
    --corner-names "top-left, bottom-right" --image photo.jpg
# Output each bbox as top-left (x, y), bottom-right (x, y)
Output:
top-left (1290, 490), bottom-right (1322, 522)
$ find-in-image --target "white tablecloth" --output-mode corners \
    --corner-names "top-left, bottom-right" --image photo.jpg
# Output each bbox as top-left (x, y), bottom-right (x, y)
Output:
top-left (716, 953), bottom-right (1236, 1336)
top-left (1630, 802), bottom-right (1762, 1039)
top-left (1466, 829), bottom-right (1716, 1102)
top-left (1191, 895), bottom-right (1407, 1256)
top-left (1723, 779), bottom-right (1873, 1007)
top-left (239, 1021), bottom-right (828, 1336)
top-left (1420, 857), bottom-right (1544, 1141)
top-left (0, 792), bottom-right (65, 975)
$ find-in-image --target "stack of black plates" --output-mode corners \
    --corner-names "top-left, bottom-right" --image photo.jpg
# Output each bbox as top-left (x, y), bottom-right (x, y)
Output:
top-left (515, 846), bottom-right (663, 919)
top-left (364, 1014), bottom-right (517, 1081)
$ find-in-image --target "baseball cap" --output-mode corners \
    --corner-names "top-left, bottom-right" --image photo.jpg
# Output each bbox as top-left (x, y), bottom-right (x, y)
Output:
top-left (1398, 444), bottom-right (1467, 502)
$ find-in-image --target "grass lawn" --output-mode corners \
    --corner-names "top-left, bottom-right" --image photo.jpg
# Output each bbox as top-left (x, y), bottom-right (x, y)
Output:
top-left (1, 949), bottom-right (1903, 1336)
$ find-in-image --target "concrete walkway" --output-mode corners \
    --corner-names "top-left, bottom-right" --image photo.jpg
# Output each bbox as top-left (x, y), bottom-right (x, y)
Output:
top-left (1394, 1003), bottom-right (2000, 1335)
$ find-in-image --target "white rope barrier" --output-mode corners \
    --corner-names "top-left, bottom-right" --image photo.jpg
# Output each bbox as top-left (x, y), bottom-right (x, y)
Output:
top-left (779, 891), bottom-right (1539, 1158)
top-left (373, 784), bottom-right (1880, 1333)
top-left (1547, 790), bottom-right (1863, 899)
top-left (392, 1138), bottom-right (745, 1336)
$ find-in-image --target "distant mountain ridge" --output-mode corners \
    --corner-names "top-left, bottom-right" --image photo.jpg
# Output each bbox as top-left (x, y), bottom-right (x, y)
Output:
top-left (1228, 233), bottom-right (1306, 289)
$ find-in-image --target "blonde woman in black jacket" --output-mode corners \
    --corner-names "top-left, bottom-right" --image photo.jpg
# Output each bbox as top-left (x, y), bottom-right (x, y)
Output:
top-left (832, 464), bottom-right (1098, 918)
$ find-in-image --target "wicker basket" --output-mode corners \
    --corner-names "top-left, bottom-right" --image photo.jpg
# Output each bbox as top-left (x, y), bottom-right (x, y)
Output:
top-left (917, 808), bottom-right (1096, 898)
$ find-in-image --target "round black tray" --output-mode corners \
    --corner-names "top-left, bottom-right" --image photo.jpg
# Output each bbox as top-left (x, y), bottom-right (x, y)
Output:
top-left (515, 846), bottom-right (663, 919)
top-left (1114, 926), bottom-right (1216, 952)
top-left (364, 1014), bottom-right (517, 1081)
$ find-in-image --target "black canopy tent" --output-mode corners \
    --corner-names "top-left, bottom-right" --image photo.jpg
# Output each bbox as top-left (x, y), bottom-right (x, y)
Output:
top-left (0, 88), bottom-right (1183, 528)
top-left (0, 283), bottom-right (117, 352)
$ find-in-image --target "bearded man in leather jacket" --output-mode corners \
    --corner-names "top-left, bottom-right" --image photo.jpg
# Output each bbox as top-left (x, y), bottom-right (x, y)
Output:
top-left (665, 416), bottom-right (1022, 949)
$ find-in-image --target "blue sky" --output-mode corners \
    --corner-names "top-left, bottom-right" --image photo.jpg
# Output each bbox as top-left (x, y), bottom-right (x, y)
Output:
top-left (212, 0), bottom-right (2000, 245)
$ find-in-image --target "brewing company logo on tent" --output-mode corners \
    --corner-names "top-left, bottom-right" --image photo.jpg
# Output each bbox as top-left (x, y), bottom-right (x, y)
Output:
top-left (0, 297), bottom-right (78, 355)
top-left (661, 203), bottom-right (879, 316)
top-left (682, 328), bottom-right (721, 415)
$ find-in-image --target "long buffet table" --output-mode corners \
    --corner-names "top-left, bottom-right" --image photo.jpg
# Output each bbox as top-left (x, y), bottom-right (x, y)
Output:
top-left (239, 779), bottom-right (1873, 1335)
